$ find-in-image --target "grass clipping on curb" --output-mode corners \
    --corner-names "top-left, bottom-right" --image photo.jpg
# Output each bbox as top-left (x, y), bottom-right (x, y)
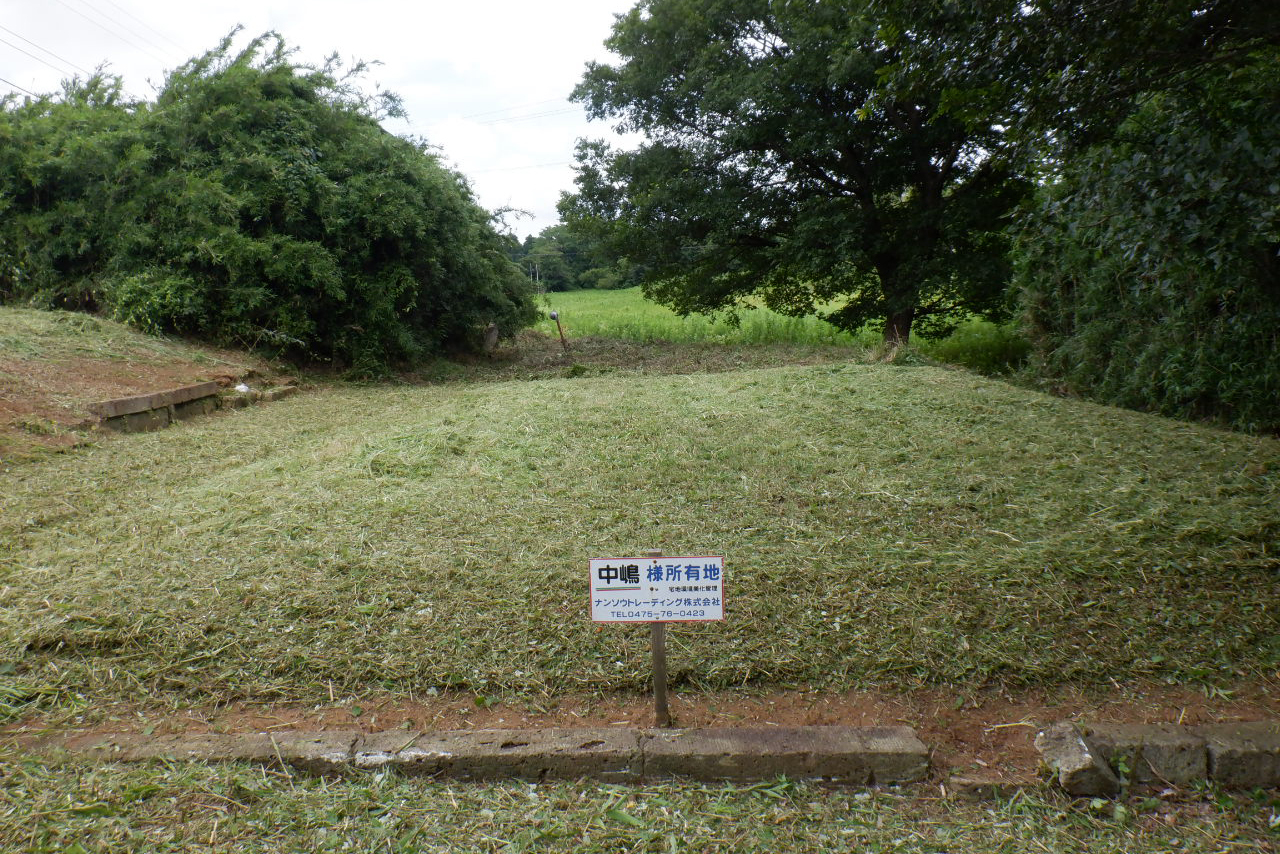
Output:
top-left (0, 361), bottom-right (1277, 711)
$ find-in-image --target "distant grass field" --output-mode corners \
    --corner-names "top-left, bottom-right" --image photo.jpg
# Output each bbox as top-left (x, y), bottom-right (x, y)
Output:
top-left (2, 358), bottom-right (1276, 716)
top-left (535, 288), bottom-right (1031, 373)
top-left (3, 758), bottom-right (1275, 853)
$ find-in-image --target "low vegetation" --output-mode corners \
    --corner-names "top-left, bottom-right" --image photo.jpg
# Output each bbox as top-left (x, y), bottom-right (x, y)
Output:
top-left (2, 757), bottom-right (1277, 853)
top-left (0, 34), bottom-right (534, 372)
top-left (537, 288), bottom-right (1030, 373)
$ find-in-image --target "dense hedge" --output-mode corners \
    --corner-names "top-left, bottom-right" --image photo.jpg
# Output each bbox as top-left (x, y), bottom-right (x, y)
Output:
top-left (1017, 62), bottom-right (1280, 433)
top-left (0, 34), bottom-right (535, 372)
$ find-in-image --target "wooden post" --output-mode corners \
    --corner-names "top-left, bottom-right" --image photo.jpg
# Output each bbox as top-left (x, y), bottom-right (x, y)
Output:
top-left (549, 311), bottom-right (570, 352)
top-left (645, 548), bottom-right (671, 727)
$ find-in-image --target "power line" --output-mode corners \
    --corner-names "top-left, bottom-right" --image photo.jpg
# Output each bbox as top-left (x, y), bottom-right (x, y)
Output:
top-left (93, 0), bottom-right (190, 55)
top-left (0, 75), bottom-right (41, 97)
top-left (0, 25), bottom-right (94, 76)
top-left (0, 35), bottom-right (78, 78)
top-left (53, 0), bottom-right (172, 66)
top-left (478, 107), bottom-right (581, 125)
top-left (75, 0), bottom-right (176, 60)
top-left (475, 160), bottom-right (572, 173)
top-left (461, 98), bottom-right (568, 120)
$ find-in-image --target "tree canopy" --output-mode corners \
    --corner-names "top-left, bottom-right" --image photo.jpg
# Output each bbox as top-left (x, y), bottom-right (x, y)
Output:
top-left (562, 0), bottom-right (1030, 344)
top-left (507, 223), bottom-right (642, 292)
top-left (0, 33), bottom-right (535, 372)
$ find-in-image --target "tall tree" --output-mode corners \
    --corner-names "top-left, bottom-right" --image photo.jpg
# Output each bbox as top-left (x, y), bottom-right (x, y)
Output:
top-left (562, 0), bottom-right (1029, 344)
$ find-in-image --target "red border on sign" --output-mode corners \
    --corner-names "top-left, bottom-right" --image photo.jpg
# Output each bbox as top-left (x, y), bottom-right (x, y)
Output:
top-left (588, 555), bottom-right (726, 624)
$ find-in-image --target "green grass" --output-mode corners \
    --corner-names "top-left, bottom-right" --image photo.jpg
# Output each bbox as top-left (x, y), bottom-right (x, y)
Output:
top-left (0, 306), bottom-right (244, 367)
top-left (1, 360), bottom-right (1276, 714)
top-left (536, 288), bottom-right (1030, 372)
top-left (536, 288), bottom-right (872, 347)
top-left (1, 757), bottom-right (1275, 853)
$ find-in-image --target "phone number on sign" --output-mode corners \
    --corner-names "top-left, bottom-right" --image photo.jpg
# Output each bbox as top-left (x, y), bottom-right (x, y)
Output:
top-left (610, 609), bottom-right (709, 620)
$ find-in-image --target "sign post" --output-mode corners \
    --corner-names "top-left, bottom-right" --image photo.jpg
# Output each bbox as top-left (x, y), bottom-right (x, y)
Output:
top-left (645, 549), bottom-right (670, 727)
top-left (589, 551), bottom-right (726, 728)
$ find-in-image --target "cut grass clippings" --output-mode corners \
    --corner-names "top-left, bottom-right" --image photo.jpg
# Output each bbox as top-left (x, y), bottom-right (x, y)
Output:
top-left (1, 361), bottom-right (1277, 716)
top-left (0, 757), bottom-right (1276, 853)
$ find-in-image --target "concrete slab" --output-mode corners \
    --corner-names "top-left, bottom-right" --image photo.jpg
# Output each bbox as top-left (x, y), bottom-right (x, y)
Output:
top-left (32, 726), bottom-right (930, 785)
top-left (355, 728), bottom-right (640, 783)
top-left (270, 732), bottom-right (362, 775)
top-left (1194, 722), bottom-right (1280, 789)
top-left (1082, 723), bottom-right (1207, 786)
top-left (91, 381), bottom-right (221, 418)
top-left (640, 726), bottom-right (928, 784)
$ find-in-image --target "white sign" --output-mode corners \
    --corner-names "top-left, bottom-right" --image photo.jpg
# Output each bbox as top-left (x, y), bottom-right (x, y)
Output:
top-left (589, 556), bottom-right (725, 623)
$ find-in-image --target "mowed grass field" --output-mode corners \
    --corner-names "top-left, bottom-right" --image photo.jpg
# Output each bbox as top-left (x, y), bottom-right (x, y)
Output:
top-left (1, 353), bottom-right (1276, 714)
top-left (2, 305), bottom-right (1279, 852)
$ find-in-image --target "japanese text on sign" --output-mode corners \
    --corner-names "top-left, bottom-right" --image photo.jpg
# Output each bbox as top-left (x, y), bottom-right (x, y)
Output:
top-left (589, 556), bottom-right (725, 623)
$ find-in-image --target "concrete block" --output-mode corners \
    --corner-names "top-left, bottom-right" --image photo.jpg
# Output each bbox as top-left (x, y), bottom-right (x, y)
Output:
top-left (270, 731), bottom-right (361, 775)
top-left (1035, 721), bottom-right (1121, 797)
top-left (355, 728), bottom-right (640, 782)
top-left (1082, 724), bottom-right (1207, 786)
top-left (103, 408), bottom-right (171, 433)
top-left (262, 386), bottom-right (298, 402)
top-left (640, 726), bottom-right (928, 784)
top-left (91, 382), bottom-right (221, 418)
top-left (172, 396), bottom-right (218, 421)
top-left (1194, 722), bottom-right (1280, 789)
top-left (55, 732), bottom-right (278, 764)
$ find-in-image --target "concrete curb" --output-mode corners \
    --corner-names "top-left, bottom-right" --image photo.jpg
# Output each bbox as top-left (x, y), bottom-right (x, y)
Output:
top-left (88, 380), bottom-right (300, 433)
top-left (33, 726), bottom-right (929, 785)
top-left (1036, 720), bottom-right (1280, 796)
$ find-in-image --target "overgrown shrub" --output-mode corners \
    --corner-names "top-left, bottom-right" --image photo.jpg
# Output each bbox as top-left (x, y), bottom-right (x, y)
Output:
top-left (0, 33), bottom-right (536, 371)
top-left (1017, 60), bottom-right (1280, 433)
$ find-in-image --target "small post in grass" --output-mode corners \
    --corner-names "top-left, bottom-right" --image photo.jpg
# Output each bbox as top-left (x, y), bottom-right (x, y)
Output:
top-left (645, 548), bottom-right (671, 728)
top-left (548, 311), bottom-right (569, 352)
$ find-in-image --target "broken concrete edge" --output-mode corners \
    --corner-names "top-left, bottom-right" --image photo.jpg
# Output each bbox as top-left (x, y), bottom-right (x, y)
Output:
top-left (25, 726), bottom-right (929, 786)
top-left (87, 380), bottom-right (301, 433)
top-left (1035, 720), bottom-right (1280, 796)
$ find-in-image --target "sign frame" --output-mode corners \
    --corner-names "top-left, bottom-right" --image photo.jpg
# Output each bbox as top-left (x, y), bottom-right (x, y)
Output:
top-left (588, 554), bottom-right (726, 624)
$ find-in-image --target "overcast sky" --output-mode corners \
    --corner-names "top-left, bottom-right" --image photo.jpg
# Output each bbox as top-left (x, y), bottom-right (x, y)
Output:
top-left (1, 0), bottom-right (640, 239)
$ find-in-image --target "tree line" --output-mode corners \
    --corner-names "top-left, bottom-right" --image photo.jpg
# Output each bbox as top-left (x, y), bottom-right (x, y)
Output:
top-left (0, 32), bottom-right (535, 374)
top-left (1, 7), bottom-right (1275, 429)
top-left (562, 0), bottom-right (1278, 432)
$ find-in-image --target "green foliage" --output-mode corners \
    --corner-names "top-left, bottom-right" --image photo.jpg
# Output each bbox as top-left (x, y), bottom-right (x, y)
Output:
top-left (0, 32), bottom-right (535, 370)
top-left (508, 222), bottom-right (641, 292)
top-left (1017, 60), bottom-right (1280, 432)
top-left (563, 0), bottom-right (1030, 344)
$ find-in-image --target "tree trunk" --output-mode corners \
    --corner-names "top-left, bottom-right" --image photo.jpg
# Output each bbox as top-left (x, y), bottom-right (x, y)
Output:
top-left (884, 307), bottom-right (915, 346)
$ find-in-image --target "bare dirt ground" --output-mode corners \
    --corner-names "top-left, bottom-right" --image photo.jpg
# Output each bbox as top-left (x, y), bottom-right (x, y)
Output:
top-left (0, 344), bottom-right (275, 460)
top-left (8, 682), bottom-right (1277, 784)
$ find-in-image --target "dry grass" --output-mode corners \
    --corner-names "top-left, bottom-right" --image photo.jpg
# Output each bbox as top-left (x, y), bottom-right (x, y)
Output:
top-left (1, 357), bottom-right (1276, 716)
top-left (0, 757), bottom-right (1275, 853)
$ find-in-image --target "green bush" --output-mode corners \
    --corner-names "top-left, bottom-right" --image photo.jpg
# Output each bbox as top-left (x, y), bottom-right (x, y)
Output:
top-left (1016, 59), bottom-right (1280, 433)
top-left (0, 33), bottom-right (536, 371)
